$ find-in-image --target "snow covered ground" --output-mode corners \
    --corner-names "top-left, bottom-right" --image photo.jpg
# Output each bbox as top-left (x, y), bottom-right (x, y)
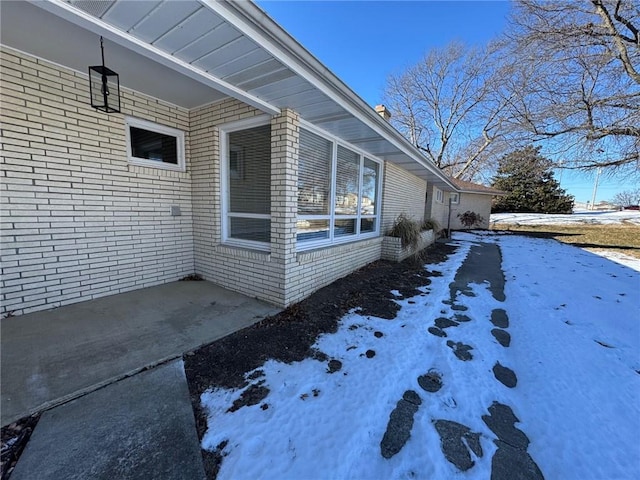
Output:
top-left (490, 210), bottom-right (640, 226)
top-left (200, 233), bottom-right (640, 479)
top-left (491, 210), bottom-right (640, 273)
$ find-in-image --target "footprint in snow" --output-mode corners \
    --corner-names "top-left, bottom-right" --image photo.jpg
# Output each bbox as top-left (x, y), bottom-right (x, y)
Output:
top-left (433, 419), bottom-right (483, 472)
top-left (493, 362), bottom-right (517, 388)
top-left (482, 402), bottom-right (543, 480)
top-left (380, 390), bottom-right (422, 459)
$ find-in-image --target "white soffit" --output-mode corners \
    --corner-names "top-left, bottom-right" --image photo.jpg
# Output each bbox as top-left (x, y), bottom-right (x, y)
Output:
top-left (30, 0), bottom-right (281, 115)
top-left (4, 0), bottom-right (455, 189)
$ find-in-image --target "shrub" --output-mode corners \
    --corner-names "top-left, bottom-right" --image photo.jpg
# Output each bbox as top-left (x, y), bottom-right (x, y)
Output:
top-left (387, 214), bottom-right (421, 249)
top-left (421, 218), bottom-right (440, 232)
top-left (457, 211), bottom-right (485, 228)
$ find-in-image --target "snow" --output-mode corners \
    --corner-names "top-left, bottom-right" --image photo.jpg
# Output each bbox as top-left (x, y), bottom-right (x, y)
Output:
top-left (201, 232), bottom-right (640, 479)
top-left (490, 210), bottom-right (640, 272)
top-left (490, 210), bottom-right (640, 226)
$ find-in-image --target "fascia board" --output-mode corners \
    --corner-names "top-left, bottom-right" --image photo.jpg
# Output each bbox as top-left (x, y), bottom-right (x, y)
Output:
top-left (31, 0), bottom-right (281, 116)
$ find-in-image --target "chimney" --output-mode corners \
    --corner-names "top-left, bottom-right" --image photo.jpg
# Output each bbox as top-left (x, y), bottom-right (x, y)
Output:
top-left (375, 104), bottom-right (391, 122)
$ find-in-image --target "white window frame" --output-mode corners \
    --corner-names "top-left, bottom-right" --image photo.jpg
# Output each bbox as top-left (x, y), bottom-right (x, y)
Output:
top-left (125, 116), bottom-right (185, 172)
top-left (450, 192), bottom-right (460, 204)
top-left (297, 120), bottom-right (383, 252)
top-left (435, 188), bottom-right (444, 204)
top-left (220, 115), bottom-right (272, 252)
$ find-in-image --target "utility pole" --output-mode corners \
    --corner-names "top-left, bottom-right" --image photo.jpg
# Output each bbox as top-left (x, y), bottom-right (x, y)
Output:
top-left (589, 168), bottom-right (602, 210)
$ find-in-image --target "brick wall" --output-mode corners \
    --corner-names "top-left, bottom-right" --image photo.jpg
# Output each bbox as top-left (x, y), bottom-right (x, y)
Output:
top-left (381, 229), bottom-right (435, 262)
top-left (285, 237), bottom-right (383, 305)
top-left (450, 193), bottom-right (492, 229)
top-left (1, 47), bottom-right (445, 315)
top-left (426, 184), bottom-right (449, 230)
top-left (1, 47), bottom-right (194, 315)
top-left (190, 102), bottom-right (292, 306)
top-left (381, 161), bottom-right (427, 233)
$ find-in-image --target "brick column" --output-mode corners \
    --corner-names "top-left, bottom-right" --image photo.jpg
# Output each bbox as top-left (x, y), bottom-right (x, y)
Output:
top-left (270, 109), bottom-right (299, 270)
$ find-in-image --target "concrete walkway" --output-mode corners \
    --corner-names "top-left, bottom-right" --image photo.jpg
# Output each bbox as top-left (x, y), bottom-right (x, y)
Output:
top-left (10, 360), bottom-right (206, 480)
top-left (1, 280), bottom-right (279, 426)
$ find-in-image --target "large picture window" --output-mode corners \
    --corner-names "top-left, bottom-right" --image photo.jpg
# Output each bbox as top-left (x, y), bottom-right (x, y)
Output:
top-left (297, 125), bottom-right (382, 249)
top-left (222, 118), bottom-right (271, 250)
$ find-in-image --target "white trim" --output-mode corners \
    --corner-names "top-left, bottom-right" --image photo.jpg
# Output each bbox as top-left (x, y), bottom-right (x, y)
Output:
top-left (296, 124), bottom-right (383, 250)
top-left (33, 0), bottom-right (281, 116)
top-left (220, 114), bottom-right (273, 133)
top-left (219, 115), bottom-right (272, 250)
top-left (125, 116), bottom-right (185, 172)
top-left (300, 119), bottom-right (381, 162)
top-left (450, 192), bottom-right (460, 204)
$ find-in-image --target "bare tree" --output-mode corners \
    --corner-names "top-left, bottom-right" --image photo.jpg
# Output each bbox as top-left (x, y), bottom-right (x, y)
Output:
top-left (505, 0), bottom-right (640, 172)
top-left (383, 42), bottom-right (514, 180)
top-left (612, 188), bottom-right (640, 206)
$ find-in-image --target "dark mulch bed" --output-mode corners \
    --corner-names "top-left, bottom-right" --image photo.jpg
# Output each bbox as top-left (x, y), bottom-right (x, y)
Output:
top-left (183, 242), bottom-right (456, 478)
top-left (1, 414), bottom-right (40, 480)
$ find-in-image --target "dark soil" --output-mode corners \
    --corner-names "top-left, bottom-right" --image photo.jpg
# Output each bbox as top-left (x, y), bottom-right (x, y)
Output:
top-left (1, 414), bottom-right (40, 480)
top-left (183, 242), bottom-right (456, 479)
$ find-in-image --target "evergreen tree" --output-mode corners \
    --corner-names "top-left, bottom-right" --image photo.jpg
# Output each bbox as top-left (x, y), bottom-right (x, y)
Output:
top-left (491, 146), bottom-right (574, 213)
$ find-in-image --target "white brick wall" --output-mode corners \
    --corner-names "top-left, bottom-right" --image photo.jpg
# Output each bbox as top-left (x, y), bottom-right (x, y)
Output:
top-left (426, 184), bottom-right (449, 230)
top-left (285, 237), bottom-right (383, 305)
top-left (1, 47), bottom-right (444, 315)
top-left (381, 161), bottom-right (427, 233)
top-left (1, 47), bottom-right (194, 315)
top-left (190, 103), bottom-right (389, 307)
top-left (190, 101), bottom-right (290, 306)
top-left (450, 193), bottom-right (492, 229)
top-left (381, 230), bottom-right (435, 262)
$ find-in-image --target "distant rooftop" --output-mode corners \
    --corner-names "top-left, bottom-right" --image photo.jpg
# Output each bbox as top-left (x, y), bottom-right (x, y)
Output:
top-left (450, 178), bottom-right (505, 196)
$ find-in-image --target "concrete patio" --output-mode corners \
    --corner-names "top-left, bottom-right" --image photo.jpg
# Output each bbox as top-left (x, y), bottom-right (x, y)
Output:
top-left (1, 280), bottom-right (280, 426)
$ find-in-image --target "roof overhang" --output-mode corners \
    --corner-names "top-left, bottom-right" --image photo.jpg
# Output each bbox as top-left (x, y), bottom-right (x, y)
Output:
top-left (1, 0), bottom-right (457, 190)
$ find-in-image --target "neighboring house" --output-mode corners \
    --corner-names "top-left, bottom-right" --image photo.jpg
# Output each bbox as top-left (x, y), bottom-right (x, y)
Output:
top-left (1, 0), bottom-right (468, 316)
top-left (426, 179), bottom-right (505, 230)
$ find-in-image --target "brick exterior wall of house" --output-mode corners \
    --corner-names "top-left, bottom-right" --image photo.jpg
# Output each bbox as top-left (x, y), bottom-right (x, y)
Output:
top-left (426, 184), bottom-right (450, 231)
top-left (285, 237), bottom-right (384, 305)
top-left (1, 47), bottom-right (194, 315)
top-left (1, 47), bottom-right (438, 315)
top-left (449, 193), bottom-right (492, 230)
top-left (189, 101), bottom-right (294, 306)
top-left (190, 106), bottom-right (386, 307)
top-left (381, 161), bottom-right (427, 234)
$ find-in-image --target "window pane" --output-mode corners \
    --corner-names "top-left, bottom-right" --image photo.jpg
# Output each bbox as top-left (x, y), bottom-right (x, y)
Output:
top-left (362, 158), bottom-right (378, 215)
top-left (335, 146), bottom-right (360, 215)
top-left (229, 125), bottom-right (271, 216)
top-left (297, 219), bottom-right (330, 242)
top-left (130, 126), bottom-right (177, 164)
top-left (334, 218), bottom-right (356, 237)
top-left (361, 218), bottom-right (376, 233)
top-left (299, 129), bottom-right (332, 215)
top-left (230, 217), bottom-right (270, 243)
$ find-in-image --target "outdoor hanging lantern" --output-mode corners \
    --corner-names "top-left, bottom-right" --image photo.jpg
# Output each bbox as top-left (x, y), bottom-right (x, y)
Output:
top-left (89, 36), bottom-right (120, 113)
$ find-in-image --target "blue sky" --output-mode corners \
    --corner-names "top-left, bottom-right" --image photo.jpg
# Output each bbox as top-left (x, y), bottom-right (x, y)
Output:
top-left (257, 1), bottom-right (635, 203)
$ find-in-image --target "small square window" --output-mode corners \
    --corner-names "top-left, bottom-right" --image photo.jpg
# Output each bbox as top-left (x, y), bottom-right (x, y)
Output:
top-left (126, 117), bottom-right (185, 171)
top-left (450, 193), bottom-right (460, 204)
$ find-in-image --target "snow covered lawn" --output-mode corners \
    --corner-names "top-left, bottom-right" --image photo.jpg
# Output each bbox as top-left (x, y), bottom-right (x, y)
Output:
top-left (490, 210), bottom-right (640, 226)
top-left (200, 233), bottom-right (640, 479)
top-left (490, 210), bottom-right (640, 272)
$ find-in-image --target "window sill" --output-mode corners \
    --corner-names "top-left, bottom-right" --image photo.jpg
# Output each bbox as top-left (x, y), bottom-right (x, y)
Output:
top-left (129, 157), bottom-right (185, 172)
